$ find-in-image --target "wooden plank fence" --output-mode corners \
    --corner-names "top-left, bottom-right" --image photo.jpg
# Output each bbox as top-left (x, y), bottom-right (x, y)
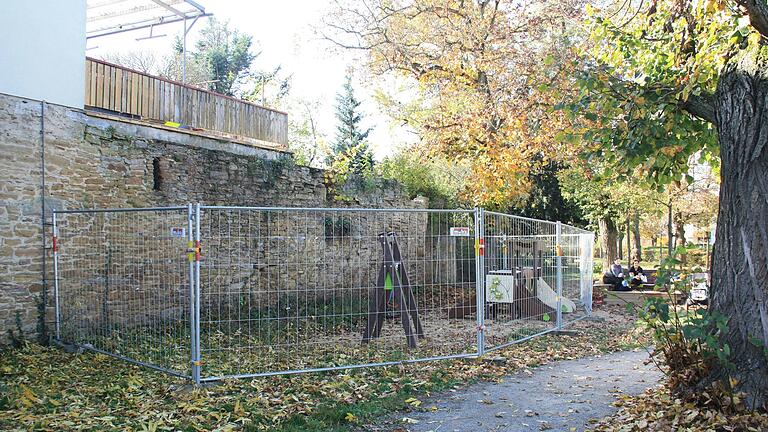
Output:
top-left (84, 57), bottom-right (288, 146)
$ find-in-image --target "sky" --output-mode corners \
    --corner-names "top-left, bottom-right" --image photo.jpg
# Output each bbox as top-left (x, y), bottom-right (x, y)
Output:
top-left (88, 0), bottom-right (413, 160)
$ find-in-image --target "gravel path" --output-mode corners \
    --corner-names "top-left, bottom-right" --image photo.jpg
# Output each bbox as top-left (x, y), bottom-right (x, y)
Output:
top-left (374, 349), bottom-right (662, 432)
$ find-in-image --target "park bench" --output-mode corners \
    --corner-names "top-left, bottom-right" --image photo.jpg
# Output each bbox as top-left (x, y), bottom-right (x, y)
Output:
top-left (596, 268), bottom-right (657, 289)
top-left (603, 289), bottom-right (684, 306)
top-left (595, 268), bottom-right (683, 306)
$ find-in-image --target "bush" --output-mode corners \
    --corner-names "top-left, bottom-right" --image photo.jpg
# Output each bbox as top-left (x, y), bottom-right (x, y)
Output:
top-left (637, 297), bottom-right (729, 392)
top-left (632, 246), bottom-right (740, 410)
top-left (593, 260), bottom-right (603, 275)
top-left (378, 151), bottom-right (467, 208)
top-left (324, 216), bottom-right (352, 239)
top-left (6, 311), bottom-right (25, 349)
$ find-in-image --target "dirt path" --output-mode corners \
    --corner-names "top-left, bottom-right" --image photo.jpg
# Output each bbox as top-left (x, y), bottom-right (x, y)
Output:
top-left (373, 349), bottom-right (662, 432)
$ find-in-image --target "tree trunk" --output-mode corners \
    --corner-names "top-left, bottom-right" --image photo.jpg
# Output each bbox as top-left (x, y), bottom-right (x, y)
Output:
top-left (709, 46), bottom-right (768, 409)
top-left (633, 210), bottom-right (642, 261)
top-left (598, 216), bottom-right (619, 271)
top-left (618, 232), bottom-right (624, 261)
top-left (626, 217), bottom-right (631, 262)
top-left (674, 210), bottom-right (687, 264)
top-left (667, 202), bottom-right (674, 256)
top-left (674, 210), bottom-right (686, 248)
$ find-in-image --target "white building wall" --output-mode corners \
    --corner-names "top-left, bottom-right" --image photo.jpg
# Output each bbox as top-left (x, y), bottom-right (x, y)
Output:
top-left (0, 0), bottom-right (86, 108)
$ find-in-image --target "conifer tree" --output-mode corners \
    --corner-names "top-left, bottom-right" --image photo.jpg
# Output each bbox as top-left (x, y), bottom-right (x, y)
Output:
top-left (329, 75), bottom-right (373, 175)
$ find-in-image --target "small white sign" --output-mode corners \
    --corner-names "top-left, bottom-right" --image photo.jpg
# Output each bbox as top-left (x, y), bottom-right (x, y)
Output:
top-left (449, 227), bottom-right (471, 237)
top-left (170, 227), bottom-right (186, 238)
top-left (486, 274), bottom-right (515, 303)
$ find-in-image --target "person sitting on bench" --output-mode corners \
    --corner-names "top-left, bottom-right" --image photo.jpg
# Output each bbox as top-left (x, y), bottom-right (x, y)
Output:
top-left (603, 258), bottom-right (630, 291)
top-left (628, 259), bottom-right (646, 289)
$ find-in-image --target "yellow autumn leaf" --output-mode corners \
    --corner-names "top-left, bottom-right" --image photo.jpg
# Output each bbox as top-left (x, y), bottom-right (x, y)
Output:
top-left (344, 412), bottom-right (357, 422)
top-left (747, 32), bottom-right (761, 47)
top-left (233, 400), bottom-right (245, 416)
top-left (19, 384), bottom-right (39, 408)
top-left (405, 397), bottom-right (422, 407)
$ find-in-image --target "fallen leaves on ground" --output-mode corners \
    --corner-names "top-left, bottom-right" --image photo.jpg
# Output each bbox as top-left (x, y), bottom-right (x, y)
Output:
top-left (588, 385), bottom-right (768, 432)
top-left (0, 307), bottom-right (646, 431)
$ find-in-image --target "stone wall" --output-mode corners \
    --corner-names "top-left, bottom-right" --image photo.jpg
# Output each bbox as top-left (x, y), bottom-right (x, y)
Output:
top-left (0, 92), bottom-right (428, 345)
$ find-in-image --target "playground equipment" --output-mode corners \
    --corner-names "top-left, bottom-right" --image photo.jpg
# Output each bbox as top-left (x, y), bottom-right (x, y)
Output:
top-left (486, 235), bottom-right (573, 319)
top-left (535, 278), bottom-right (576, 313)
top-left (362, 231), bottom-right (424, 348)
top-left (485, 269), bottom-right (555, 318)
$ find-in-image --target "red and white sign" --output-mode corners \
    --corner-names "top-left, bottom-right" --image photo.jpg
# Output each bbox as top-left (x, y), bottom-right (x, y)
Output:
top-left (449, 227), bottom-right (471, 237)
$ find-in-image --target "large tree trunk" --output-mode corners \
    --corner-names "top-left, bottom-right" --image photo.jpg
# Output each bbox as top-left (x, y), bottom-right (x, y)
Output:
top-left (598, 216), bottom-right (619, 271)
top-left (709, 46), bottom-right (768, 409)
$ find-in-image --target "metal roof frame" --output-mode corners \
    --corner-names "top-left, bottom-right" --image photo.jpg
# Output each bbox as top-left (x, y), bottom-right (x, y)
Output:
top-left (86, 0), bottom-right (211, 40)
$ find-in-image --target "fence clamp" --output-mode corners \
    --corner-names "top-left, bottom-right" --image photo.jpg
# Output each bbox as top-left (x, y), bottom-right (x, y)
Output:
top-left (191, 360), bottom-right (203, 366)
top-left (477, 324), bottom-right (486, 331)
top-left (187, 241), bottom-right (202, 262)
top-left (475, 238), bottom-right (485, 256)
top-left (555, 244), bottom-right (563, 257)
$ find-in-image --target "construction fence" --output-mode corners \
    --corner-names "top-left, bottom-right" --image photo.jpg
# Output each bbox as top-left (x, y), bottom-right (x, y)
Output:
top-left (52, 205), bottom-right (594, 383)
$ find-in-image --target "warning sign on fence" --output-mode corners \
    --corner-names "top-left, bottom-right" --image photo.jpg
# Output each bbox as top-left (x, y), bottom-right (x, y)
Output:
top-left (170, 227), bottom-right (186, 238)
top-left (449, 227), bottom-right (470, 237)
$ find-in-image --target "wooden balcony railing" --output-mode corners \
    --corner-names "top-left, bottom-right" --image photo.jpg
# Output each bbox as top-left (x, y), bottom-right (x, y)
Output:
top-left (84, 57), bottom-right (288, 147)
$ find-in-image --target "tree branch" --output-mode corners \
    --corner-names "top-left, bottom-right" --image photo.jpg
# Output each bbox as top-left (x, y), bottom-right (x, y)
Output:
top-left (679, 92), bottom-right (716, 124)
top-left (737, 0), bottom-right (768, 38)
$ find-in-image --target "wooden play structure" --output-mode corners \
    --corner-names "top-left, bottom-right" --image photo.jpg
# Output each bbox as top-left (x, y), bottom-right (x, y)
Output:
top-left (448, 235), bottom-right (559, 321)
top-left (362, 231), bottom-right (425, 348)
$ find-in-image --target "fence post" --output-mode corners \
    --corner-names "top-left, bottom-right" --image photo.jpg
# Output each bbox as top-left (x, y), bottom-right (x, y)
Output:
top-left (187, 204), bottom-right (200, 383)
top-left (192, 203), bottom-right (202, 384)
top-left (586, 233), bottom-right (595, 316)
top-left (475, 207), bottom-right (485, 356)
top-left (555, 221), bottom-right (563, 330)
top-left (52, 209), bottom-right (60, 341)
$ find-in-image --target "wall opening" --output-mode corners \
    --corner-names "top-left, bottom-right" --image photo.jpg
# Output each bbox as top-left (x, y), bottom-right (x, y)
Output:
top-left (152, 158), bottom-right (162, 191)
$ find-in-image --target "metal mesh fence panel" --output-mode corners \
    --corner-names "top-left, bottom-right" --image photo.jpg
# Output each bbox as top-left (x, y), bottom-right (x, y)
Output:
top-left (481, 211), bottom-right (557, 351)
top-left (51, 204), bottom-right (593, 382)
top-left (196, 207), bottom-right (479, 380)
top-left (480, 212), bottom-right (593, 352)
top-left (560, 224), bottom-right (595, 326)
top-left (52, 207), bottom-right (193, 378)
